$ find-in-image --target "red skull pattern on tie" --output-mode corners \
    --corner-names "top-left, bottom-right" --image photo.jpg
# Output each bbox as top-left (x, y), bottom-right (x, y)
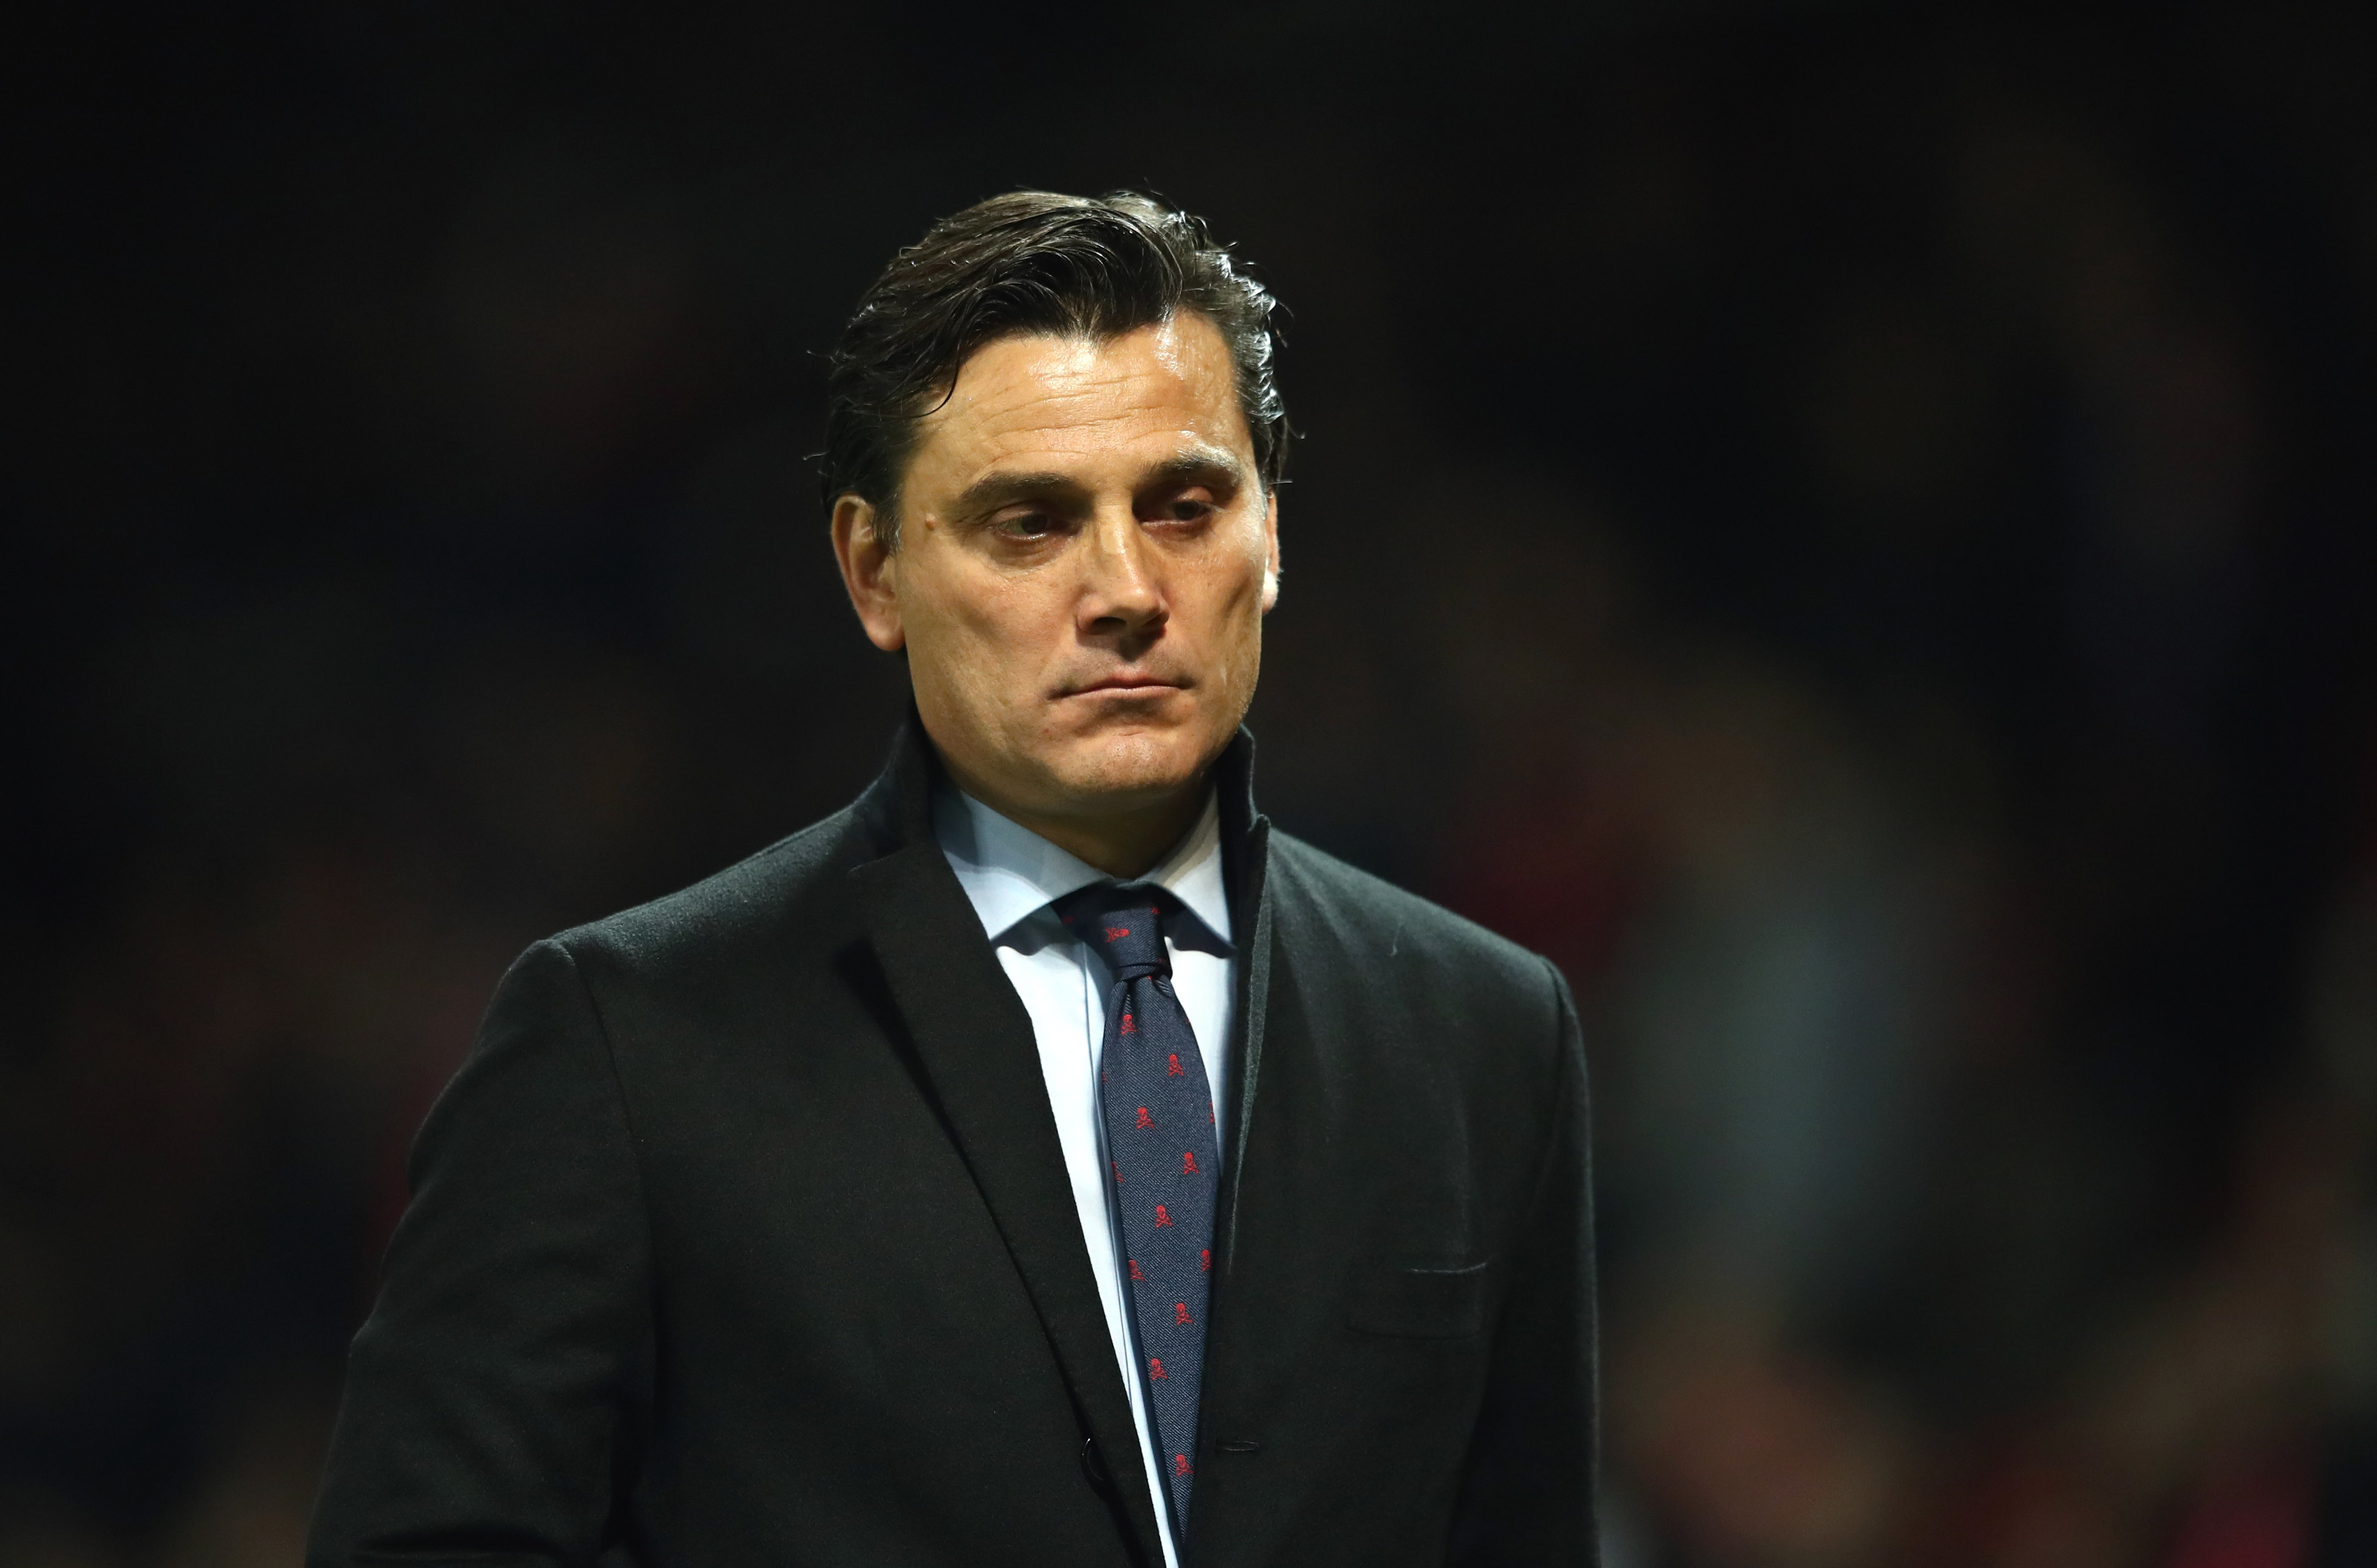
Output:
top-left (1059, 882), bottom-right (1217, 1532)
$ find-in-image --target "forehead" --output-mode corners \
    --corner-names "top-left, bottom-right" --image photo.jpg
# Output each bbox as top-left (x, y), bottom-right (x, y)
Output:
top-left (907, 314), bottom-right (1251, 491)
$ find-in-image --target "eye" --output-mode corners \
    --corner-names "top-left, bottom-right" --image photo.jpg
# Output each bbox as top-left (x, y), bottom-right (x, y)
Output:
top-left (1155, 490), bottom-right (1220, 525)
top-left (990, 509), bottom-right (1062, 539)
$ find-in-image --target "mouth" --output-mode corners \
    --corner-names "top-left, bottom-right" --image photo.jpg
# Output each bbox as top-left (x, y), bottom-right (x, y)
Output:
top-left (1061, 673), bottom-right (1188, 698)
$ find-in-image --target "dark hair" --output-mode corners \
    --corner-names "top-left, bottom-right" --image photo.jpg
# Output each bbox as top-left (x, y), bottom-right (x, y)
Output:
top-left (821, 190), bottom-right (1287, 543)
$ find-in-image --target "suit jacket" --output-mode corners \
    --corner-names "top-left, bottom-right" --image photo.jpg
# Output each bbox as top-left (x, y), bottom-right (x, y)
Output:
top-left (308, 722), bottom-right (1598, 1567)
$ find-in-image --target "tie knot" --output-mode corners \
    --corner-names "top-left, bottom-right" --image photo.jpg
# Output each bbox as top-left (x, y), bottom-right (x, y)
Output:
top-left (1056, 884), bottom-right (1170, 979)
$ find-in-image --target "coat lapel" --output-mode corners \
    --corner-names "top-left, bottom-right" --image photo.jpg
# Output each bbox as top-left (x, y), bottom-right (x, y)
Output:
top-left (849, 726), bottom-right (1167, 1566)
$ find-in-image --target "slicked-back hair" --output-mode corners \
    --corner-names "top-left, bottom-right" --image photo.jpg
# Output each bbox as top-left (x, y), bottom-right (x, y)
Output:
top-left (821, 191), bottom-right (1287, 545)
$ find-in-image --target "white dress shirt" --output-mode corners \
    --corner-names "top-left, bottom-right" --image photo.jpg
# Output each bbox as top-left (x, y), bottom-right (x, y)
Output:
top-left (933, 785), bottom-right (1235, 1567)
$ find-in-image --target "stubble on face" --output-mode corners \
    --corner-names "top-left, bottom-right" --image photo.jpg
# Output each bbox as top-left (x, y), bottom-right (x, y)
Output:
top-left (884, 315), bottom-right (1278, 858)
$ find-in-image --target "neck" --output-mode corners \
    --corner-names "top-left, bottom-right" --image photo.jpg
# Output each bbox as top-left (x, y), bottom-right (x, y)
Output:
top-left (937, 756), bottom-right (1206, 881)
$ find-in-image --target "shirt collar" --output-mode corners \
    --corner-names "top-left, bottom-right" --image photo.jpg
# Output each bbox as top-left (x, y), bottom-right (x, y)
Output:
top-left (934, 784), bottom-right (1232, 952)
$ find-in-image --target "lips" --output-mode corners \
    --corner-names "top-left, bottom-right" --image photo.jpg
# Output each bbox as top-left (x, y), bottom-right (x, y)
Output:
top-left (1064, 674), bottom-right (1186, 696)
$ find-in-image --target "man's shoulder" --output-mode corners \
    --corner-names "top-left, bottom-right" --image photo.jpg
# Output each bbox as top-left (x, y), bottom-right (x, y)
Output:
top-left (548, 803), bottom-right (877, 979)
top-left (1264, 828), bottom-right (1559, 1003)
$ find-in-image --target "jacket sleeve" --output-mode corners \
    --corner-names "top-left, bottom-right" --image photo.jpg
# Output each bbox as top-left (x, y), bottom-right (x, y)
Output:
top-left (308, 939), bottom-right (652, 1565)
top-left (1448, 959), bottom-right (1599, 1566)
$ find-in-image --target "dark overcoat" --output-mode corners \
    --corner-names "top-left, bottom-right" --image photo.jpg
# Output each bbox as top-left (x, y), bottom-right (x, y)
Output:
top-left (307, 723), bottom-right (1597, 1566)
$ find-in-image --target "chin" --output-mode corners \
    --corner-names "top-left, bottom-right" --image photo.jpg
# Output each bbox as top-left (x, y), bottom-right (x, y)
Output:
top-left (1047, 727), bottom-right (1213, 809)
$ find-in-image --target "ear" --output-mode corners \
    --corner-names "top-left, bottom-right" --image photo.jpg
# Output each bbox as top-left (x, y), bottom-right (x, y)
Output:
top-left (1258, 485), bottom-right (1282, 614)
top-left (830, 494), bottom-right (906, 651)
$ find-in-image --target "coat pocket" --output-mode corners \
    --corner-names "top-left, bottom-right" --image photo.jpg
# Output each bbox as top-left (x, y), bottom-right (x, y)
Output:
top-left (1344, 1259), bottom-right (1494, 1338)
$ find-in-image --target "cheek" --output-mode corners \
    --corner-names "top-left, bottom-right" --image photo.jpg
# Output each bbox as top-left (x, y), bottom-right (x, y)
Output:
top-left (1185, 545), bottom-right (1269, 695)
top-left (916, 571), bottom-right (1055, 695)
top-left (953, 576), bottom-right (1051, 657)
top-left (1207, 534), bottom-right (1272, 632)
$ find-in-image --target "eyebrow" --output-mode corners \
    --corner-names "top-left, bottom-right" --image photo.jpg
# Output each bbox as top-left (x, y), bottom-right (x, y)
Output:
top-left (950, 471), bottom-right (1087, 517)
top-left (949, 446), bottom-right (1251, 518)
top-left (1145, 446), bottom-right (1249, 489)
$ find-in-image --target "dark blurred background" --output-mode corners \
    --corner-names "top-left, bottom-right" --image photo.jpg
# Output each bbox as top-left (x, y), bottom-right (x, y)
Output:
top-left (8, 3), bottom-right (2377, 1564)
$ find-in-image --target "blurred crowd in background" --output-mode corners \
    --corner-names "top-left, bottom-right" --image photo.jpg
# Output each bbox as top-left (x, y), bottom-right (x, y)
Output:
top-left (8, 4), bottom-right (2377, 1565)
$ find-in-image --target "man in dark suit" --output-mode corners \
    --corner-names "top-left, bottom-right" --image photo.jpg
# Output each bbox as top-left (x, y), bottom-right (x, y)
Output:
top-left (307, 191), bottom-right (1597, 1567)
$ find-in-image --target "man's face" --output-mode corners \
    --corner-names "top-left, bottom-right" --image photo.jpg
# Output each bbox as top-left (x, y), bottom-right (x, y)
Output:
top-left (834, 313), bottom-right (1279, 828)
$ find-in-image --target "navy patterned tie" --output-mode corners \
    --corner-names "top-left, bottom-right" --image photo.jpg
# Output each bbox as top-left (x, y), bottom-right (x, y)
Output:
top-left (1058, 882), bottom-right (1218, 1531)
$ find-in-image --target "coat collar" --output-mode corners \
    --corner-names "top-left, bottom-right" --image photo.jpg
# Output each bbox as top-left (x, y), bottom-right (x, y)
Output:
top-left (847, 713), bottom-right (1272, 1565)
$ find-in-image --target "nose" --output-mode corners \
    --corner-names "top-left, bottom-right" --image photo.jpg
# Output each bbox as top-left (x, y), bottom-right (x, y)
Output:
top-left (1077, 506), bottom-right (1166, 647)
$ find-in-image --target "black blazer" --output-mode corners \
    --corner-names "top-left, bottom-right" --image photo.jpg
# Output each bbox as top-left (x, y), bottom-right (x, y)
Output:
top-left (308, 723), bottom-right (1597, 1566)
